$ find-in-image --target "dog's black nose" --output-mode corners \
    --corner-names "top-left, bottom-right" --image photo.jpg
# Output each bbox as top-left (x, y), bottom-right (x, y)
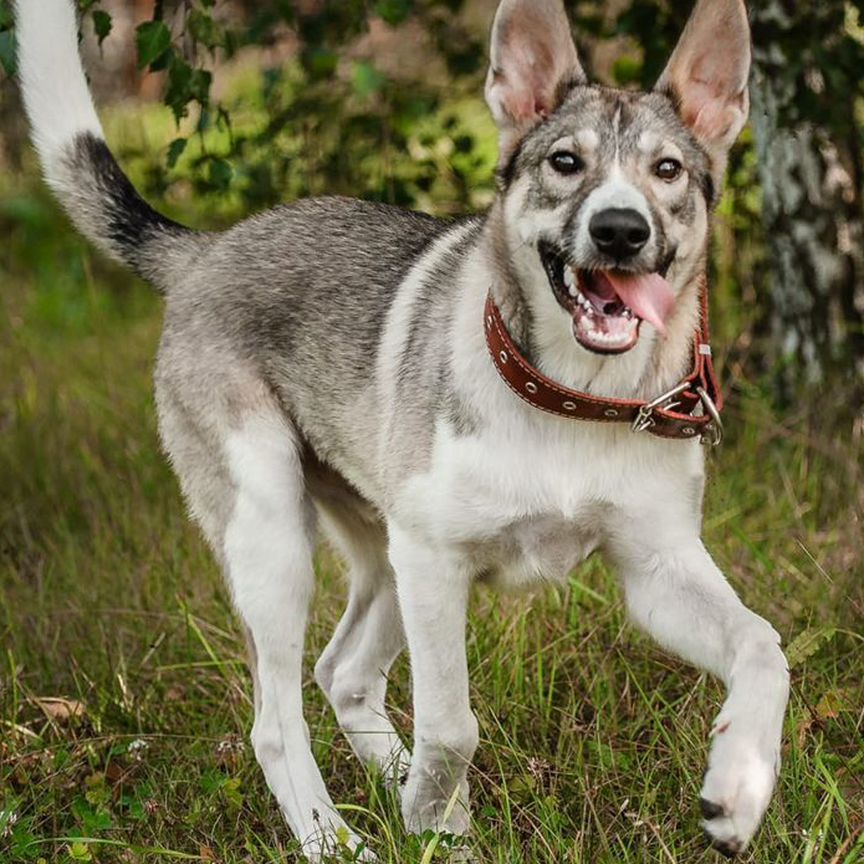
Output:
top-left (589, 208), bottom-right (651, 260)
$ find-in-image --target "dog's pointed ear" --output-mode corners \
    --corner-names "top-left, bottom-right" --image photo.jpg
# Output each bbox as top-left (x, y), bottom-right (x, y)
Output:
top-left (485, 0), bottom-right (586, 160)
top-left (656, 0), bottom-right (751, 171)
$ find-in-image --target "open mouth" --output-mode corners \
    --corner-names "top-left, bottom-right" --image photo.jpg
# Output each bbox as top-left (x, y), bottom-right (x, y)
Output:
top-left (539, 245), bottom-right (676, 356)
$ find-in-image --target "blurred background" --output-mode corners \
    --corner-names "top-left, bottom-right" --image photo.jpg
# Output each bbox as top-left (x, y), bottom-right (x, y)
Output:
top-left (0, 2), bottom-right (862, 862)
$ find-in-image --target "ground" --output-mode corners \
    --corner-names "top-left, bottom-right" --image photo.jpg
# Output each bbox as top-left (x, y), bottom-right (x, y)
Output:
top-left (0, 169), bottom-right (862, 864)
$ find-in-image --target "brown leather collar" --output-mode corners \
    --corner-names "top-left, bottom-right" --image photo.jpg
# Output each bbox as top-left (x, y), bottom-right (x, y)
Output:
top-left (483, 276), bottom-right (724, 444)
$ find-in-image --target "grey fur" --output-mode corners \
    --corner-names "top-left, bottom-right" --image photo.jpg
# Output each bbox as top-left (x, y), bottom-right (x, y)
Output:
top-left (61, 134), bottom-right (205, 290)
top-left (41, 58), bottom-right (722, 517)
top-left (46, 74), bottom-right (721, 536)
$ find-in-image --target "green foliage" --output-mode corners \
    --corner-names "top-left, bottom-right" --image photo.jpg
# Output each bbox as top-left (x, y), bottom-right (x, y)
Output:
top-left (91, 9), bottom-right (111, 46)
top-left (0, 27), bottom-right (14, 76)
top-left (165, 136), bottom-right (187, 169)
top-left (751, 0), bottom-right (864, 135)
top-left (68, 0), bottom-right (482, 208)
top-left (0, 0), bottom-right (14, 76)
top-left (612, 0), bottom-right (692, 85)
top-left (135, 20), bottom-right (172, 69)
top-left (375, 0), bottom-right (414, 27)
top-left (164, 57), bottom-right (212, 123)
top-left (187, 8), bottom-right (224, 51)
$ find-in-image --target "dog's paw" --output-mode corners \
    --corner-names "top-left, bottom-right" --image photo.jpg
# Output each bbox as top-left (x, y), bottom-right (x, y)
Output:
top-left (699, 728), bottom-right (778, 857)
top-left (401, 772), bottom-right (471, 838)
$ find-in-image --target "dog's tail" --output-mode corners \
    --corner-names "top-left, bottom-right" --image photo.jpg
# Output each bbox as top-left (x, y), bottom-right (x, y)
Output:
top-left (15, 0), bottom-right (203, 292)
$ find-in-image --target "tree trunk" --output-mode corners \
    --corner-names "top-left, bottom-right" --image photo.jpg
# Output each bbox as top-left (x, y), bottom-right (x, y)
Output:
top-left (750, 0), bottom-right (864, 396)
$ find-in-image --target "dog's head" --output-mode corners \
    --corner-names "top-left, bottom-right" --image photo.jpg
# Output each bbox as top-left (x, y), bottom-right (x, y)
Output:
top-left (486, 0), bottom-right (750, 359)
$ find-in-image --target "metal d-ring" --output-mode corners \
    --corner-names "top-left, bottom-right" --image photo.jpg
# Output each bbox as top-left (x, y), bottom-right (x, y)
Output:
top-left (696, 386), bottom-right (724, 446)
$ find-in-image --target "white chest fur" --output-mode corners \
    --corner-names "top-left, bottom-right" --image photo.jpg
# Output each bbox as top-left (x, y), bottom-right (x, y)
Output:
top-left (391, 413), bottom-right (706, 588)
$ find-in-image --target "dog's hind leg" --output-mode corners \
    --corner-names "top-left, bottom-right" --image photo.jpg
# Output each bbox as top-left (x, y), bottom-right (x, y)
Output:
top-left (159, 392), bottom-right (374, 863)
top-left (313, 503), bottom-right (409, 783)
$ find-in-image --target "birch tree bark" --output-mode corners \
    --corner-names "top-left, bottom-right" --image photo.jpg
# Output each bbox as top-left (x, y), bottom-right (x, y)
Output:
top-left (749, 0), bottom-right (864, 394)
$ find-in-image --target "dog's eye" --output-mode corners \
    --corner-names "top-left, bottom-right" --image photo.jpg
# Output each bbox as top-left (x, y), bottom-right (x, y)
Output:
top-left (549, 151), bottom-right (585, 175)
top-left (655, 158), bottom-right (683, 182)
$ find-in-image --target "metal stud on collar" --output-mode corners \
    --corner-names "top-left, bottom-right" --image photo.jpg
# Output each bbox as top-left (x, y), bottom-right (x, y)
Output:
top-left (483, 291), bottom-right (724, 442)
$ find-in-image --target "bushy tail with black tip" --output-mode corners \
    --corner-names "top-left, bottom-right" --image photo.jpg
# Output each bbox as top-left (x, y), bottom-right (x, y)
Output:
top-left (15, 0), bottom-right (203, 291)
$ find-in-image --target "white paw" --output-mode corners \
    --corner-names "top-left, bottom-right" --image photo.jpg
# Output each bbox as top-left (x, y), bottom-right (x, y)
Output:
top-left (401, 772), bottom-right (471, 837)
top-left (699, 724), bottom-right (779, 857)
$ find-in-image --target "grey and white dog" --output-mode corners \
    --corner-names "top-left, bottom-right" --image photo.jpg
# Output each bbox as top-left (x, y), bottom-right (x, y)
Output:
top-left (17, 0), bottom-right (789, 858)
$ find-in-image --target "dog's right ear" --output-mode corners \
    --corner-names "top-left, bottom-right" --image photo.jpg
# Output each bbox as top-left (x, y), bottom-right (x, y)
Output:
top-left (485, 0), bottom-right (586, 161)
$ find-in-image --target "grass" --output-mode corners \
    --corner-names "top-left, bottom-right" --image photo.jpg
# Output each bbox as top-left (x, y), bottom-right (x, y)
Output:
top-left (1, 153), bottom-right (863, 864)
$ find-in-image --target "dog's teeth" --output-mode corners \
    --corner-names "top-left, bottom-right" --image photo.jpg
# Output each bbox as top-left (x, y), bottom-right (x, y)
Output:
top-left (568, 284), bottom-right (578, 298)
top-left (564, 267), bottom-right (575, 288)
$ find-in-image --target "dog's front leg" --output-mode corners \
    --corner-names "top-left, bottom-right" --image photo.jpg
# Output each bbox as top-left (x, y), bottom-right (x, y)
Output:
top-left (388, 524), bottom-right (478, 839)
top-left (609, 533), bottom-right (790, 857)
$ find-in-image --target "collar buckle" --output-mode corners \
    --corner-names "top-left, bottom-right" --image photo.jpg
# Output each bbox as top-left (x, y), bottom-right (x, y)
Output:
top-left (631, 381), bottom-right (691, 434)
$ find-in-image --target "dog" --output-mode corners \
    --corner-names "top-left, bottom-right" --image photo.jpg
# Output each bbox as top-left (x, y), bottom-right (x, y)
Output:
top-left (16, 0), bottom-right (790, 858)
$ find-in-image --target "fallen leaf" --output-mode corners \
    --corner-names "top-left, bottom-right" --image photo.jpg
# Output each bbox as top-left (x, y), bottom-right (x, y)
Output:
top-left (796, 713), bottom-right (816, 749)
top-left (785, 626), bottom-right (836, 669)
top-left (34, 697), bottom-right (86, 722)
top-left (815, 688), bottom-right (855, 720)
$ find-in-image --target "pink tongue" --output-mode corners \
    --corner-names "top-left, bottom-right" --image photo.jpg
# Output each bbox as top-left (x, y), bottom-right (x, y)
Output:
top-left (604, 272), bottom-right (676, 335)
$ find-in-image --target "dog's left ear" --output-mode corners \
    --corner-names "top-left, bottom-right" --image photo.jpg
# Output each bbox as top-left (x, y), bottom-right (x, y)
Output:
top-left (485, 0), bottom-right (586, 161)
top-left (656, 0), bottom-right (751, 174)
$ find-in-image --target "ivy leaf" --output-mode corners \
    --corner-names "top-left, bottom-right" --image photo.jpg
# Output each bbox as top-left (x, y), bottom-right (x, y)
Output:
top-left (92, 10), bottom-right (112, 46)
top-left (0, 29), bottom-right (15, 76)
top-left (136, 19), bottom-right (171, 69)
top-left (166, 137), bottom-right (187, 169)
